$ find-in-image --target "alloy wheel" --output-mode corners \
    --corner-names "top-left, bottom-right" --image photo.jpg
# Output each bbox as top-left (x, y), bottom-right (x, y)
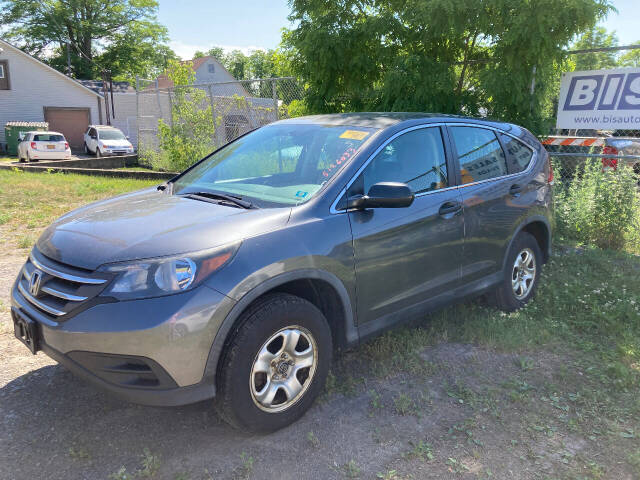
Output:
top-left (249, 326), bottom-right (317, 413)
top-left (511, 247), bottom-right (536, 300)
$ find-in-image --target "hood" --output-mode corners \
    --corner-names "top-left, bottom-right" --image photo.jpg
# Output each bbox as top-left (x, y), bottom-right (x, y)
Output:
top-left (36, 189), bottom-right (292, 270)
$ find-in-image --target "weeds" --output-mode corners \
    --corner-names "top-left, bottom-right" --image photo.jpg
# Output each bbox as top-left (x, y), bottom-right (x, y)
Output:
top-left (554, 160), bottom-right (640, 252)
top-left (139, 448), bottom-right (160, 478)
top-left (393, 393), bottom-right (419, 416)
top-left (403, 440), bottom-right (434, 461)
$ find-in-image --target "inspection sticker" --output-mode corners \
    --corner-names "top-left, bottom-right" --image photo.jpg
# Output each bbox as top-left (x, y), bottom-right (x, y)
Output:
top-left (339, 130), bottom-right (370, 140)
top-left (295, 191), bottom-right (308, 198)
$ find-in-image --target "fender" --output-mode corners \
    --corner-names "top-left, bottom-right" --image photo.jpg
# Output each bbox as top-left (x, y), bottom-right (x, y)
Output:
top-left (202, 268), bottom-right (357, 382)
top-left (501, 214), bottom-right (552, 272)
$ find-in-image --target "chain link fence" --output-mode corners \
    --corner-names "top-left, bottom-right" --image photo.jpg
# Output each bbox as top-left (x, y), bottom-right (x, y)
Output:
top-left (542, 130), bottom-right (640, 182)
top-left (540, 48), bottom-right (640, 183)
top-left (135, 77), bottom-right (304, 168)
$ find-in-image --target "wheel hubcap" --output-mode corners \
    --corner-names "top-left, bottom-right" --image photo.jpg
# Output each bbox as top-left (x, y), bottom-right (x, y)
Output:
top-left (250, 326), bottom-right (317, 413)
top-left (511, 248), bottom-right (536, 300)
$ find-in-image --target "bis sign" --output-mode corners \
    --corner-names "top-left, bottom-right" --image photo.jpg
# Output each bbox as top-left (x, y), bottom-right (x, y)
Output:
top-left (556, 68), bottom-right (640, 130)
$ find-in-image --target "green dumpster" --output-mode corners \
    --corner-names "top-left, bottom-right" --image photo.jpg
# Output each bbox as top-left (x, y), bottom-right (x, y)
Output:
top-left (4, 121), bottom-right (48, 156)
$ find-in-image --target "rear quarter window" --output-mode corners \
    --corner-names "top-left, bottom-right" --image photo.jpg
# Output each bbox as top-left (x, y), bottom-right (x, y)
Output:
top-left (499, 134), bottom-right (534, 174)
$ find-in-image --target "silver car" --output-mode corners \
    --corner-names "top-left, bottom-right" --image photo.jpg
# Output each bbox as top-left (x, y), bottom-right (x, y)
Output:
top-left (11, 113), bottom-right (553, 432)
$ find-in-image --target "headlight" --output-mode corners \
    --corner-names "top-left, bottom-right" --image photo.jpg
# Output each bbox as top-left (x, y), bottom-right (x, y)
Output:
top-left (98, 243), bottom-right (239, 300)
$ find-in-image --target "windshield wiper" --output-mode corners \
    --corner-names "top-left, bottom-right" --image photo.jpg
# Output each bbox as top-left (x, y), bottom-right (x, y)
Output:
top-left (178, 191), bottom-right (257, 209)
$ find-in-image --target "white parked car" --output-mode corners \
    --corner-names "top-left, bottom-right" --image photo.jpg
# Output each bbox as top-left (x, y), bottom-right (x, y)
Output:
top-left (17, 131), bottom-right (71, 162)
top-left (84, 125), bottom-right (135, 157)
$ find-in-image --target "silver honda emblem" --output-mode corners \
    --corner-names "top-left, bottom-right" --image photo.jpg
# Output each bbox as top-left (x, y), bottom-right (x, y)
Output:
top-left (29, 270), bottom-right (42, 296)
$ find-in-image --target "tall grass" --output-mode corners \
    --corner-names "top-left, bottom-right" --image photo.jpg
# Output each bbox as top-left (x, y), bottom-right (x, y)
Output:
top-left (553, 159), bottom-right (640, 253)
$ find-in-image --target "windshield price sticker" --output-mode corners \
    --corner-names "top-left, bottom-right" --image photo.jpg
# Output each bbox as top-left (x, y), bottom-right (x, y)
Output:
top-left (339, 130), bottom-right (370, 140)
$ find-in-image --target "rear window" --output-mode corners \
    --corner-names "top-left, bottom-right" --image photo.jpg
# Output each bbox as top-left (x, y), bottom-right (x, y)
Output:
top-left (499, 134), bottom-right (534, 174)
top-left (449, 126), bottom-right (508, 184)
top-left (33, 134), bottom-right (64, 142)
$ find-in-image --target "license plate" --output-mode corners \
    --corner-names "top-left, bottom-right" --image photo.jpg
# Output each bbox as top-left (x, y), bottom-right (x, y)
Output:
top-left (12, 309), bottom-right (40, 354)
top-left (47, 145), bottom-right (56, 149)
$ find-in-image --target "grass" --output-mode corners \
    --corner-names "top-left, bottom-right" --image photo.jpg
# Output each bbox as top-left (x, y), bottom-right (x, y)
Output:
top-left (0, 156), bottom-right (16, 162)
top-left (0, 170), bottom-right (158, 250)
top-left (2, 169), bottom-right (639, 476)
top-left (327, 246), bottom-right (640, 476)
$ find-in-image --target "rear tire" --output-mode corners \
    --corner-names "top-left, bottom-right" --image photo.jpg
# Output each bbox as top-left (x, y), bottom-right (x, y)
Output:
top-left (84, 143), bottom-right (89, 155)
top-left (215, 293), bottom-right (332, 433)
top-left (487, 232), bottom-right (542, 312)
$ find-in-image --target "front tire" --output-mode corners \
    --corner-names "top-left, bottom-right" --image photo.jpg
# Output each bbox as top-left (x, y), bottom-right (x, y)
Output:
top-left (95, 148), bottom-right (102, 158)
top-left (215, 293), bottom-right (332, 433)
top-left (487, 232), bottom-right (542, 312)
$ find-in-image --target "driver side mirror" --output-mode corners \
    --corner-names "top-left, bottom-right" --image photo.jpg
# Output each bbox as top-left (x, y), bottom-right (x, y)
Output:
top-left (346, 182), bottom-right (415, 210)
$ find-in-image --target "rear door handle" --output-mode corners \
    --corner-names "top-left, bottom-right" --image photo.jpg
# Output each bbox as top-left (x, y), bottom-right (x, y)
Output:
top-left (439, 201), bottom-right (462, 217)
top-left (509, 184), bottom-right (524, 196)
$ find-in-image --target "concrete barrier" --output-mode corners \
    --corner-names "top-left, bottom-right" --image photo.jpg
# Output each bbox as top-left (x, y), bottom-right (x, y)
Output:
top-left (0, 162), bottom-right (176, 181)
top-left (33, 155), bottom-right (139, 169)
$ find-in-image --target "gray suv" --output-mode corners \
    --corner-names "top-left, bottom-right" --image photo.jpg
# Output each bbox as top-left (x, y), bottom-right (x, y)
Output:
top-left (11, 113), bottom-right (552, 432)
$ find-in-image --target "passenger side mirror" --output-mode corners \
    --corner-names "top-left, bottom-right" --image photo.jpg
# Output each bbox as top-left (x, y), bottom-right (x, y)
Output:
top-left (346, 182), bottom-right (415, 209)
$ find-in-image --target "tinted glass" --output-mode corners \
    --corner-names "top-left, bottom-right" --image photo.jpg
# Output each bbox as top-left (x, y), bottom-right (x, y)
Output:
top-left (361, 127), bottom-right (448, 195)
top-left (33, 134), bottom-right (64, 142)
top-left (500, 134), bottom-right (534, 173)
top-left (450, 126), bottom-right (507, 184)
top-left (98, 129), bottom-right (126, 140)
top-left (173, 124), bottom-right (377, 207)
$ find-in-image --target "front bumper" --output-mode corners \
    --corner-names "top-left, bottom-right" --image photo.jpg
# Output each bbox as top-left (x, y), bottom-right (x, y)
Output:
top-left (11, 279), bottom-right (235, 406)
top-left (102, 149), bottom-right (134, 156)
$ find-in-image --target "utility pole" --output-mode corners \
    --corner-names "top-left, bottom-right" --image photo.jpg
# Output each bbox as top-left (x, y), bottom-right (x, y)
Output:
top-left (66, 42), bottom-right (72, 76)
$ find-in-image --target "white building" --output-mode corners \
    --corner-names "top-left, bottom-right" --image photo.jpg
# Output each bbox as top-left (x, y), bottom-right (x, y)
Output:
top-left (0, 38), bottom-right (104, 151)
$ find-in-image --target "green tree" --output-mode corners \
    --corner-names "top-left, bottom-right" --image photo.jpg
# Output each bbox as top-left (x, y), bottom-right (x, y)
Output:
top-left (619, 45), bottom-right (640, 67)
top-left (224, 49), bottom-right (250, 80)
top-left (284, 0), bottom-right (612, 133)
top-left (572, 27), bottom-right (619, 71)
top-left (154, 60), bottom-right (216, 171)
top-left (0, 0), bottom-right (171, 79)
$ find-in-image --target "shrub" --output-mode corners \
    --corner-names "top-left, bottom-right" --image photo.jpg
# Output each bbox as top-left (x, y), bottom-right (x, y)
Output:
top-left (153, 60), bottom-right (217, 172)
top-left (554, 159), bottom-right (640, 251)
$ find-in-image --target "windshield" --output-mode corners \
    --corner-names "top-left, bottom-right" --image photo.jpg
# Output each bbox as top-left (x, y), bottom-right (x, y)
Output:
top-left (99, 129), bottom-right (126, 140)
top-left (172, 123), bottom-right (377, 207)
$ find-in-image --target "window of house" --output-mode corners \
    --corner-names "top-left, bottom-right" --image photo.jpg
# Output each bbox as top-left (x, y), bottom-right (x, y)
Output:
top-left (450, 126), bottom-right (508, 184)
top-left (499, 134), bottom-right (534, 174)
top-left (0, 61), bottom-right (9, 90)
top-left (351, 127), bottom-right (448, 196)
top-left (208, 63), bottom-right (215, 74)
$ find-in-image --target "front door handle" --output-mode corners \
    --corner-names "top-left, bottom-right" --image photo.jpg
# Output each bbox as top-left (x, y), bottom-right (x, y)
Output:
top-left (509, 184), bottom-right (524, 196)
top-left (439, 201), bottom-right (462, 217)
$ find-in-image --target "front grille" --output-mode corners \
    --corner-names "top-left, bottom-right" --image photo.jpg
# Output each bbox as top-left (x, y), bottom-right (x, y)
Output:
top-left (18, 250), bottom-right (110, 320)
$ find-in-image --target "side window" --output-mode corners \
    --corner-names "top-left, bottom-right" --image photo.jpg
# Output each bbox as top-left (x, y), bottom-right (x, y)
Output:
top-left (0, 60), bottom-right (9, 90)
top-left (450, 126), bottom-right (508, 184)
top-left (358, 127), bottom-right (448, 195)
top-left (499, 134), bottom-right (534, 174)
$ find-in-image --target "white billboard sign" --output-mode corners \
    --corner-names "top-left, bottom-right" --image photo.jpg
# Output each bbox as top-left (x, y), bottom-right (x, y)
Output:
top-left (556, 67), bottom-right (640, 130)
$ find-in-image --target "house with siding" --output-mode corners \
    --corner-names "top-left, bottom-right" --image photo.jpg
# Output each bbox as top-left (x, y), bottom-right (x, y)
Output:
top-left (0, 38), bottom-right (104, 152)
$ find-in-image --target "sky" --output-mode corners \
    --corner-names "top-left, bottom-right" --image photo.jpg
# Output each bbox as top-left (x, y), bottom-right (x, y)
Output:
top-left (598, 0), bottom-right (639, 46)
top-left (157, 0), bottom-right (291, 59)
top-left (158, 0), bottom-right (638, 60)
